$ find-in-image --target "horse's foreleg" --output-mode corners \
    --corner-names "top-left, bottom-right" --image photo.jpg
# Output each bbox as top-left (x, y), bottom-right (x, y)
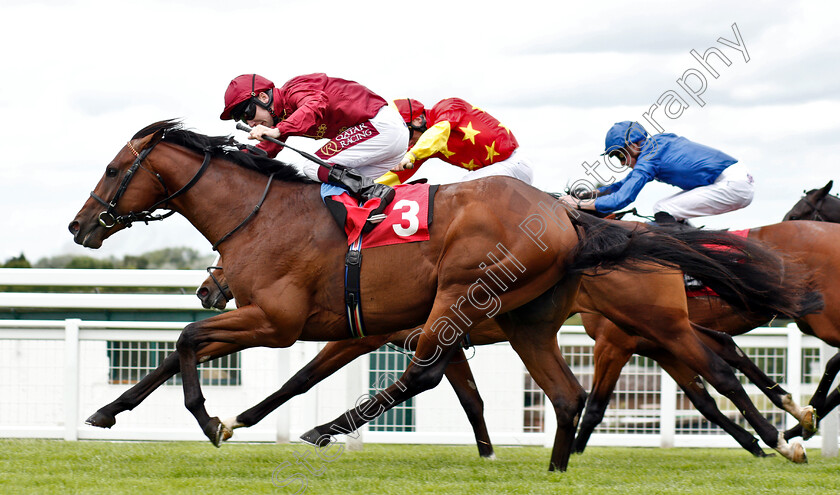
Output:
top-left (693, 324), bottom-right (816, 434)
top-left (86, 341), bottom-right (242, 429)
top-left (441, 348), bottom-right (495, 459)
top-left (176, 305), bottom-right (281, 446)
top-left (573, 337), bottom-right (631, 454)
top-left (225, 335), bottom-right (390, 436)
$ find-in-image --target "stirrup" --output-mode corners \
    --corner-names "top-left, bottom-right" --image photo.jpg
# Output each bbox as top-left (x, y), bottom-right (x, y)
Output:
top-left (360, 183), bottom-right (395, 233)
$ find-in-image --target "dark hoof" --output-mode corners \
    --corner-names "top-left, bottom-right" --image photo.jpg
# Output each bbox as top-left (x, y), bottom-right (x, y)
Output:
top-left (300, 428), bottom-right (331, 447)
top-left (85, 410), bottom-right (116, 429)
top-left (204, 417), bottom-right (223, 448)
top-left (755, 450), bottom-right (776, 458)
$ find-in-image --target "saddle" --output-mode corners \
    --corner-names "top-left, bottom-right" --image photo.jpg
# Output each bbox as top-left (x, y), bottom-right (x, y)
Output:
top-left (320, 182), bottom-right (439, 338)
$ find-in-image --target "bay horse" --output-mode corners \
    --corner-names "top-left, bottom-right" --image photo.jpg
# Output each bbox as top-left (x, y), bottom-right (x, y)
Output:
top-left (573, 219), bottom-right (840, 453)
top-left (70, 121), bottom-right (812, 470)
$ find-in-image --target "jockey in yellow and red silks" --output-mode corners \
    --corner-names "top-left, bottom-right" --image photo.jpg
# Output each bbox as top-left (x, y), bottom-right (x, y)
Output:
top-left (377, 98), bottom-right (534, 186)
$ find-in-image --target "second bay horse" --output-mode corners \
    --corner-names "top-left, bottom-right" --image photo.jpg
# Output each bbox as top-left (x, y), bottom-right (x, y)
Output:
top-left (574, 219), bottom-right (840, 452)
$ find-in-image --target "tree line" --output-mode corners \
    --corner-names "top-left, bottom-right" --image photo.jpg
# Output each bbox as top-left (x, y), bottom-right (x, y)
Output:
top-left (1, 248), bottom-right (217, 293)
top-left (2, 247), bottom-right (216, 270)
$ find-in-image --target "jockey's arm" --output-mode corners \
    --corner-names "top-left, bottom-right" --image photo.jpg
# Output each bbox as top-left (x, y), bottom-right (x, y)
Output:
top-left (394, 121), bottom-right (451, 171)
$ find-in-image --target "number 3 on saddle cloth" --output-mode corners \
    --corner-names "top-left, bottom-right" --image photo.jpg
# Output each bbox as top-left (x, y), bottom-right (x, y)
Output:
top-left (320, 183), bottom-right (440, 338)
top-left (685, 228), bottom-right (750, 298)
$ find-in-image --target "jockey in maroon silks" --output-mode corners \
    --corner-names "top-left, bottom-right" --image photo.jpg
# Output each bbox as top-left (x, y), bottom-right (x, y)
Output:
top-left (220, 73), bottom-right (405, 206)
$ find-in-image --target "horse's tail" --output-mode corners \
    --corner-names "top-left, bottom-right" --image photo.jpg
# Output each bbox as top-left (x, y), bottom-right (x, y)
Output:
top-left (566, 214), bottom-right (822, 319)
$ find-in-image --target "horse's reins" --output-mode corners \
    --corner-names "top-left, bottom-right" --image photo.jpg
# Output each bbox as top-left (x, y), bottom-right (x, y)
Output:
top-left (91, 133), bottom-right (275, 251)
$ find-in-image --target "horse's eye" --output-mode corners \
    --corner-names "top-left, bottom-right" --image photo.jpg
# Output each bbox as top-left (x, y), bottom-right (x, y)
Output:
top-left (106, 167), bottom-right (118, 178)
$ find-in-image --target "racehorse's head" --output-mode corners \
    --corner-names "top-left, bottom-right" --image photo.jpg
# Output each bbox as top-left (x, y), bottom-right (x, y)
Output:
top-left (68, 120), bottom-right (182, 248)
top-left (196, 260), bottom-right (233, 310)
top-left (784, 180), bottom-right (839, 222)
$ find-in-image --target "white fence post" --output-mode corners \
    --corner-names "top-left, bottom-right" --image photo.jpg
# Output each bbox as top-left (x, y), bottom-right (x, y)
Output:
top-left (345, 356), bottom-right (365, 451)
top-left (821, 341), bottom-right (838, 457)
top-left (660, 368), bottom-right (676, 448)
top-left (786, 323), bottom-right (803, 431)
top-left (64, 319), bottom-right (81, 441)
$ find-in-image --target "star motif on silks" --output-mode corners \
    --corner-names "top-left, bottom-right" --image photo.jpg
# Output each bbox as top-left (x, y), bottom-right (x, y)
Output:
top-left (471, 104), bottom-right (485, 113)
top-left (498, 122), bottom-right (512, 134)
top-left (459, 122), bottom-right (481, 144)
top-left (485, 141), bottom-right (500, 163)
top-left (461, 158), bottom-right (479, 170)
top-left (439, 146), bottom-right (456, 159)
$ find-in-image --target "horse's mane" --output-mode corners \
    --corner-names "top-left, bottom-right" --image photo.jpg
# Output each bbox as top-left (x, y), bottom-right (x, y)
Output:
top-left (132, 119), bottom-right (311, 183)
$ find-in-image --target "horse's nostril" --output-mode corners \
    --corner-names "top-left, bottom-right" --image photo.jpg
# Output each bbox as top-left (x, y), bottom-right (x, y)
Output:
top-left (197, 287), bottom-right (209, 297)
top-left (68, 221), bottom-right (79, 234)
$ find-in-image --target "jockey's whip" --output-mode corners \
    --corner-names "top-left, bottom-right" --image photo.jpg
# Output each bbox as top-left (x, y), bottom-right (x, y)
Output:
top-left (236, 122), bottom-right (333, 171)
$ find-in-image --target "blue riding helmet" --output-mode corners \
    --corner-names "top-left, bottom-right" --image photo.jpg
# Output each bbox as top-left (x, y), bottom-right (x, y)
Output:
top-left (603, 121), bottom-right (649, 155)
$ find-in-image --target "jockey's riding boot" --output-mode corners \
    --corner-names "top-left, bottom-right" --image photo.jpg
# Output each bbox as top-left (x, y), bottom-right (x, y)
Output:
top-left (326, 166), bottom-right (395, 212)
top-left (653, 211), bottom-right (678, 224)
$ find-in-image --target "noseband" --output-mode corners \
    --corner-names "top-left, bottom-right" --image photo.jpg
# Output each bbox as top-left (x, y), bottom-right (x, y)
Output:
top-left (204, 264), bottom-right (232, 307)
top-left (90, 137), bottom-right (211, 228)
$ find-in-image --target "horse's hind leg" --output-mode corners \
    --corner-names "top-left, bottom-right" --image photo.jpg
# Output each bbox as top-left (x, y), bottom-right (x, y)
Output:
top-left (655, 356), bottom-right (771, 457)
top-left (441, 348), bottom-right (495, 458)
top-left (785, 350), bottom-right (840, 440)
top-left (504, 325), bottom-right (585, 472)
top-left (692, 324), bottom-right (816, 433)
top-left (655, 334), bottom-right (805, 462)
top-left (300, 324), bottom-right (464, 448)
top-left (86, 341), bottom-right (242, 429)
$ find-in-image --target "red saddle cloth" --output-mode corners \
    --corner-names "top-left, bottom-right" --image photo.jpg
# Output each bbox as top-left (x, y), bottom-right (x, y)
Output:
top-left (685, 228), bottom-right (750, 298)
top-left (324, 183), bottom-right (436, 248)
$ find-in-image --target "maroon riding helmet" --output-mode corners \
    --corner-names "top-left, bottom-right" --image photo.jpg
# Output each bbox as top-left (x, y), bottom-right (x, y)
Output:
top-left (220, 74), bottom-right (276, 121)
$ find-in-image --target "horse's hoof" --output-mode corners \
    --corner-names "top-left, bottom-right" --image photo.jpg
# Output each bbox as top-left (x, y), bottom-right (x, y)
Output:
top-left (801, 406), bottom-right (818, 434)
top-left (481, 453), bottom-right (497, 460)
top-left (85, 410), bottom-right (116, 429)
top-left (791, 442), bottom-right (807, 464)
top-left (220, 424), bottom-right (234, 442)
top-left (204, 417), bottom-right (223, 448)
top-left (300, 428), bottom-right (331, 447)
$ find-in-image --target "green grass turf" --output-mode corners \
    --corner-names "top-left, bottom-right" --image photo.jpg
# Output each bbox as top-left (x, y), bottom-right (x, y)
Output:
top-left (1, 440), bottom-right (838, 494)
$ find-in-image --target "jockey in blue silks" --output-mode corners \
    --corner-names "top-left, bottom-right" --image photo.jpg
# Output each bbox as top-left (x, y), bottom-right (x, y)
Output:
top-left (564, 121), bottom-right (754, 223)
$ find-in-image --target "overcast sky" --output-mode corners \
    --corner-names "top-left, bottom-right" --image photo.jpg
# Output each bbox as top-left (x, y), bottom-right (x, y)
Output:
top-left (2, 0), bottom-right (839, 263)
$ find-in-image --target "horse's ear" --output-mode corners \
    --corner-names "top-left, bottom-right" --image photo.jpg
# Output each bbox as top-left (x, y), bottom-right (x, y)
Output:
top-left (824, 180), bottom-right (833, 193)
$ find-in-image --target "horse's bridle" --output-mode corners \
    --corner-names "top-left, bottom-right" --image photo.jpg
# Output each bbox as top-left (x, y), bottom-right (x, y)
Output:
top-left (90, 137), bottom-right (211, 228)
top-left (798, 194), bottom-right (827, 221)
top-left (204, 264), bottom-right (231, 307)
top-left (90, 133), bottom-right (275, 251)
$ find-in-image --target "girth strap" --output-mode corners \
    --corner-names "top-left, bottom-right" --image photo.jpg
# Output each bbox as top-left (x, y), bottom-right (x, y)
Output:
top-left (345, 235), bottom-right (365, 338)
